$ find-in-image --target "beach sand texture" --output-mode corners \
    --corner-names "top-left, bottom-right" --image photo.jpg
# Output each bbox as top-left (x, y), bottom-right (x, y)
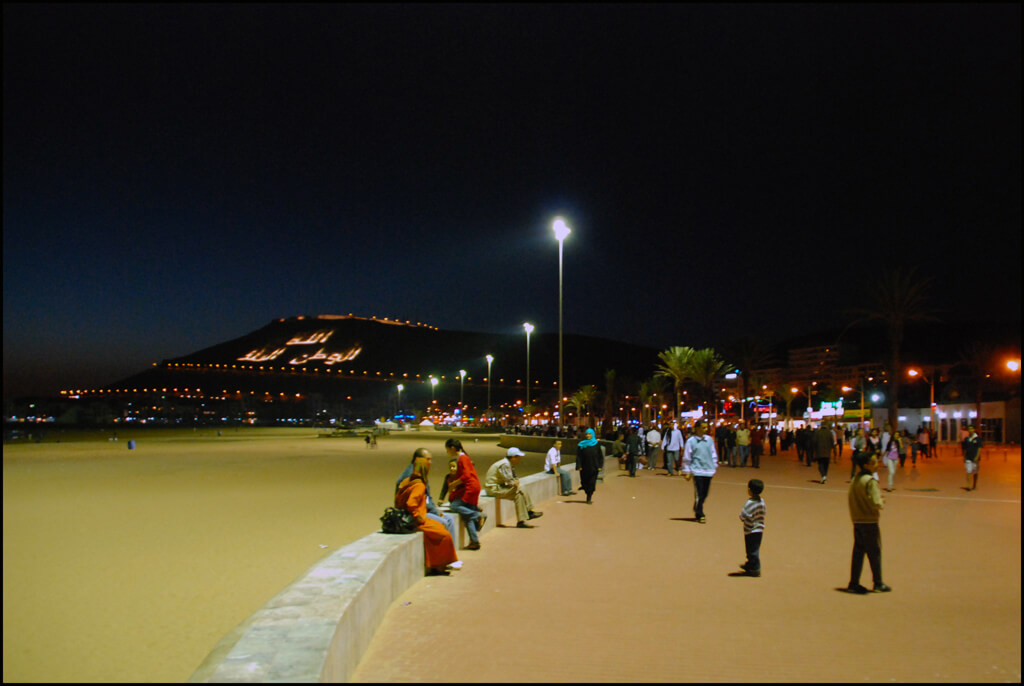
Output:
top-left (3, 427), bottom-right (516, 683)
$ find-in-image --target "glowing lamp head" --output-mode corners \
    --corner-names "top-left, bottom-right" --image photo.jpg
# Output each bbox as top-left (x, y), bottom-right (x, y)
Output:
top-left (486, 355), bottom-right (494, 364)
top-left (552, 218), bottom-right (571, 242)
top-left (1007, 360), bottom-right (1021, 372)
top-left (908, 369), bottom-right (920, 377)
top-left (523, 322), bottom-right (534, 335)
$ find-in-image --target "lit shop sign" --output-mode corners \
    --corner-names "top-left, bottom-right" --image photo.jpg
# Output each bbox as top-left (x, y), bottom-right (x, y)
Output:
top-left (806, 400), bottom-right (845, 420)
top-left (237, 329), bottom-right (362, 366)
top-left (819, 400), bottom-right (844, 416)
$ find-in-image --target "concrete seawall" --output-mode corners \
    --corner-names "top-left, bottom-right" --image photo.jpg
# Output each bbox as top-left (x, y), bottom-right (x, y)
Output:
top-left (190, 442), bottom-right (614, 683)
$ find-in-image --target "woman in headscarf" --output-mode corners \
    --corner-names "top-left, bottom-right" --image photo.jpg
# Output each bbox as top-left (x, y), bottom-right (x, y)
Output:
top-left (575, 428), bottom-right (604, 504)
top-left (395, 449), bottom-right (459, 576)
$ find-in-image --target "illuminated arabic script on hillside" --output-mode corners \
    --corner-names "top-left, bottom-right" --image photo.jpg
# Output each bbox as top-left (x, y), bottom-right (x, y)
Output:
top-left (237, 329), bottom-right (363, 366)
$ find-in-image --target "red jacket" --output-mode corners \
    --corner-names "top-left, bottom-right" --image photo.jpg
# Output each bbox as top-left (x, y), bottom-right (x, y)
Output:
top-left (450, 452), bottom-right (481, 506)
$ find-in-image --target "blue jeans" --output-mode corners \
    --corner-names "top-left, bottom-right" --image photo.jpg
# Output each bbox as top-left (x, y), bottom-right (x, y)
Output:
top-left (446, 499), bottom-right (481, 544)
top-left (665, 449), bottom-right (679, 474)
top-left (744, 531), bottom-right (763, 572)
top-left (647, 445), bottom-right (662, 469)
top-left (547, 467), bottom-right (573, 494)
top-left (737, 444), bottom-right (750, 467)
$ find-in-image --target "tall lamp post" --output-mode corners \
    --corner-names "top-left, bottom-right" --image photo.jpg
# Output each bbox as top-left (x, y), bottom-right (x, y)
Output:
top-left (908, 367), bottom-right (936, 436)
top-left (870, 392), bottom-right (883, 430)
top-left (842, 384), bottom-right (864, 428)
top-left (459, 369), bottom-right (466, 408)
top-left (397, 384), bottom-right (404, 416)
top-left (726, 370), bottom-right (742, 420)
top-left (523, 322), bottom-right (534, 408)
top-left (485, 354), bottom-right (494, 417)
top-left (553, 217), bottom-right (571, 431)
top-left (430, 377), bottom-right (438, 406)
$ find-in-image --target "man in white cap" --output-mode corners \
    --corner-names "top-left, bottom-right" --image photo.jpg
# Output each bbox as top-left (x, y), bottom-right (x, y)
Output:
top-left (485, 447), bottom-right (543, 528)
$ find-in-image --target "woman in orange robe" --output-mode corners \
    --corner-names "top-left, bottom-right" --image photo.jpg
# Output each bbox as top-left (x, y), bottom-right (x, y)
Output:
top-left (395, 453), bottom-right (458, 575)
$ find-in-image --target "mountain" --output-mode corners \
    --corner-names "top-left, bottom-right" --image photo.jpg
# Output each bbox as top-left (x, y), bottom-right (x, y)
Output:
top-left (107, 314), bottom-right (661, 412)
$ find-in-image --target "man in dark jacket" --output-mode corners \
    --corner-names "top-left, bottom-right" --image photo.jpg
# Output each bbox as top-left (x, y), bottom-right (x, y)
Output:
top-left (813, 422), bottom-right (835, 484)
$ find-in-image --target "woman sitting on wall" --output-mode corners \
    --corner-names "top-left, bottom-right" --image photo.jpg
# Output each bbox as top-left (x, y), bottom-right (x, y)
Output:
top-left (395, 449), bottom-right (458, 576)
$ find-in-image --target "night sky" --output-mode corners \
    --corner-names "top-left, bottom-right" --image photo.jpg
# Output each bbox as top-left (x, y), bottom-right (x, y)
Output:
top-left (3, 4), bottom-right (1020, 399)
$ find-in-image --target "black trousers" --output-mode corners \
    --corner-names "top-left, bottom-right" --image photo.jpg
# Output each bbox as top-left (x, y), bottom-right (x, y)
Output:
top-left (817, 458), bottom-right (830, 479)
top-left (850, 522), bottom-right (883, 587)
top-left (692, 475), bottom-right (712, 518)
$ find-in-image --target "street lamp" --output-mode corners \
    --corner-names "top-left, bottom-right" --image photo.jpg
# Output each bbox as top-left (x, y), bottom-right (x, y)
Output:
top-left (459, 369), bottom-right (466, 407)
top-left (485, 354), bottom-right (494, 415)
top-left (842, 379), bottom-right (873, 429)
top-left (430, 377), bottom-right (438, 404)
top-left (553, 217), bottom-right (571, 431)
top-left (523, 322), bottom-right (534, 407)
top-left (908, 367), bottom-right (936, 436)
top-left (726, 369), bottom-right (742, 420)
top-left (396, 384), bottom-right (404, 415)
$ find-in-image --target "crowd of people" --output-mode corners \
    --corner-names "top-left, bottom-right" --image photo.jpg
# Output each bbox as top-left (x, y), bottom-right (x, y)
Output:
top-left (390, 420), bottom-right (984, 590)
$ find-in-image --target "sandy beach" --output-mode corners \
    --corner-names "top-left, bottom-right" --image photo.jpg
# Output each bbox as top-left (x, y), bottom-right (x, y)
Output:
top-left (2, 427), bottom-right (519, 683)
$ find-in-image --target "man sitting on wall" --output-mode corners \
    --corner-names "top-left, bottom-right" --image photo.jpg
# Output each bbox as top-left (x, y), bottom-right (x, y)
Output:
top-left (485, 448), bottom-right (543, 528)
top-left (545, 440), bottom-right (576, 496)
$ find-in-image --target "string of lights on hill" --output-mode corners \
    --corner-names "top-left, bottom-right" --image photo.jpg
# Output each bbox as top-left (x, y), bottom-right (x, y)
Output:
top-left (59, 314), bottom-right (658, 407)
top-left (38, 314), bottom-right (1019, 427)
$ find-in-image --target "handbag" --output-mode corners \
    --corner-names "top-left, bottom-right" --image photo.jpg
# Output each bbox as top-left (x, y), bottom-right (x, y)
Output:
top-left (380, 506), bottom-right (418, 534)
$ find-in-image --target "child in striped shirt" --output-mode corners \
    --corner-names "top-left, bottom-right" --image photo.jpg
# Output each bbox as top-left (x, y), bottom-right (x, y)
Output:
top-left (731, 479), bottom-right (765, 577)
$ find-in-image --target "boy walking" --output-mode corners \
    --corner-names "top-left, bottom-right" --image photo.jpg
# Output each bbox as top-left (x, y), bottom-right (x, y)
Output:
top-left (730, 479), bottom-right (765, 577)
top-left (962, 425), bottom-right (982, 491)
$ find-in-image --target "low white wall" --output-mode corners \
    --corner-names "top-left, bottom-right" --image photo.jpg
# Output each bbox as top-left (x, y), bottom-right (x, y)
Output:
top-left (190, 454), bottom-right (612, 683)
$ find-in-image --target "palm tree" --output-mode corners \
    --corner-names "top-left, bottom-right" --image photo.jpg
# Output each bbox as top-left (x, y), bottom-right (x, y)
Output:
top-left (957, 340), bottom-right (998, 434)
top-left (849, 267), bottom-right (936, 434)
top-left (637, 376), bottom-right (668, 425)
top-left (655, 346), bottom-right (694, 420)
top-left (685, 348), bottom-right (730, 421)
top-left (567, 384), bottom-right (598, 428)
top-left (637, 379), bottom-right (654, 426)
top-left (601, 369), bottom-right (617, 431)
top-left (775, 386), bottom-right (797, 425)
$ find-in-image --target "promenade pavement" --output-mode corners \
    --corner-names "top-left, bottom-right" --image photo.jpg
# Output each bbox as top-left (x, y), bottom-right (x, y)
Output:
top-left (352, 444), bottom-right (1021, 683)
